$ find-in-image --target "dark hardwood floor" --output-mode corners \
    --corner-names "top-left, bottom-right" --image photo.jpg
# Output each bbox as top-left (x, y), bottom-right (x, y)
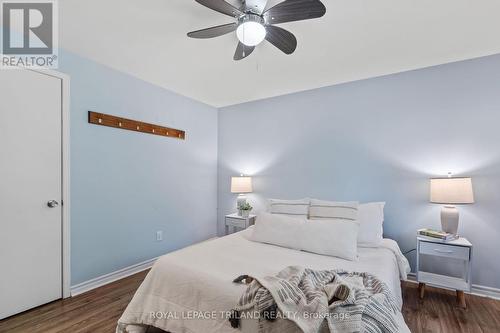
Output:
top-left (1, 271), bottom-right (499, 333)
top-left (402, 281), bottom-right (500, 333)
top-left (0, 271), bottom-right (147, 333)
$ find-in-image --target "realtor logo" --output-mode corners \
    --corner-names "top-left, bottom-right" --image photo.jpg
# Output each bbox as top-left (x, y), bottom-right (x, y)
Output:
top-left (1, 0), bottom-right (58, 68)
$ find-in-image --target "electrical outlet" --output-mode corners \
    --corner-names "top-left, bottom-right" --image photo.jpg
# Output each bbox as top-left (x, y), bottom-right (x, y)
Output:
top-left (156, 230), bottom-right (163, 241)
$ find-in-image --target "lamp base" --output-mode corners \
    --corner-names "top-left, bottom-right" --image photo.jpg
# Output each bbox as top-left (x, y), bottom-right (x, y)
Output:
top-left (237, 194), bottom-right (247, 216)
top-left (441, 205), bottom-right (459, 235)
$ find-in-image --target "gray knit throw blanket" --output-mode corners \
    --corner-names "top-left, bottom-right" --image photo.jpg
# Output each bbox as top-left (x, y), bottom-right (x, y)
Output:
top-left (231, 266), bottom-right (400, 333)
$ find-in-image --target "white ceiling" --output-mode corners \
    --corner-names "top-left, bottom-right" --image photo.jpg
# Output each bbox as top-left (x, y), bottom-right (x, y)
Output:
top-left (60, 0), bottom-right (500, 107)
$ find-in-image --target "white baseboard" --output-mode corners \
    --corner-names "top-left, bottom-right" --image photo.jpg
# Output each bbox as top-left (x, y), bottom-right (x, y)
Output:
top-left (70, 256), bottom-right (158, 296)
top-left (406, 273), bottom-right (500, 300)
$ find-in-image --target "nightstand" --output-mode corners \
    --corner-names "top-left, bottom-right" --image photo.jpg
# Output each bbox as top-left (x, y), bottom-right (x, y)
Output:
top-left (225, 213), bottom-right (256, 235)
top-left (416, 236), bottom-right (472, 308)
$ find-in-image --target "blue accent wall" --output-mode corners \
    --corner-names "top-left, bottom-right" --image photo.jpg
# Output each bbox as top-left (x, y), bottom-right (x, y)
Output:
top-left (59, 53), bottom-right (218, 285)
top-left (218, 54), bottom-right (500, 289)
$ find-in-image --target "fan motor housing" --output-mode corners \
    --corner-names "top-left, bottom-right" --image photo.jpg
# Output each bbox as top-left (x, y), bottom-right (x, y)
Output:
top-left (238, 13), bottom-right (265, 27)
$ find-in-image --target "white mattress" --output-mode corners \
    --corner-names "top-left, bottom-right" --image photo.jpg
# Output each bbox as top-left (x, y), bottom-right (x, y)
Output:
top-left (117, 228), bottom-right (411, 333)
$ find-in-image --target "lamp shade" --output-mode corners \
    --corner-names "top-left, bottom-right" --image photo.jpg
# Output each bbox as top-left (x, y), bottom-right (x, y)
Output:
top-left (231, 176), bottom-right (253, 193)
top-left (430, 177), bottom-right (474, 204)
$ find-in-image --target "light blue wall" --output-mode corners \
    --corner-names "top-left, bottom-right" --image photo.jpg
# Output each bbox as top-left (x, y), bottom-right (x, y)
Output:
top-left (59, 52), bottom-right (218, 285)
top-left (218, 54), bottom-right (500, 289)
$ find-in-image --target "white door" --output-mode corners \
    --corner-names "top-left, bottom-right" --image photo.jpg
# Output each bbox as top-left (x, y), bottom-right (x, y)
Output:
top-left (0, 69), bottom-right (63, 319)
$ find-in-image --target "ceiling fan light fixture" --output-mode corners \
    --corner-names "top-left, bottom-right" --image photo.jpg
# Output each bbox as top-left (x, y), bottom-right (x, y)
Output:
top-left (187, 0), bottom-right (327, 60)
top-left (236, 15), bottom-right (266, 47)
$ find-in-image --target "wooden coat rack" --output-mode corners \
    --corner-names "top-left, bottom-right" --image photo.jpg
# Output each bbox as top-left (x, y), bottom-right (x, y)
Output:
top-left (88, 111), bottom-right (185, 140)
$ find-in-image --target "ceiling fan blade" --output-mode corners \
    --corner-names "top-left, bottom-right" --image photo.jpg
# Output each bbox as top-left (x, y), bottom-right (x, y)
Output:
top-left (234, 42), bottom-right (255, 60)
top-left (263, 0), bottom-right (326, 24)
top-left (265, 25), bottom-right (297, 54)
top-left (195, 0), bottom-right (243, 17)
top-left (187, 23), bottom-right (237, 39)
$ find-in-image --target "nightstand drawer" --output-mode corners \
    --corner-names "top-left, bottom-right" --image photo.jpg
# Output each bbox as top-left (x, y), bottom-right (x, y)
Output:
top-left (225, 217), bottom-right (246, 228)
top-left (420, 242), bottom-right (469, 260)
top-left (225, 213), bottom-right (256, 235)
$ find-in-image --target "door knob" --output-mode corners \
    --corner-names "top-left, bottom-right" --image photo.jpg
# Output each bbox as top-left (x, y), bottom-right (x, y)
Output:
top-left (47, 200), bottom-right (59, 208)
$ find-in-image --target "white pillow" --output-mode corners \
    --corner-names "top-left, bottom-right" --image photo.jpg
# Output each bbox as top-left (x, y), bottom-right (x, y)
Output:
top-left (250, 213), bottom-right (359, 261)
top-left (358, 202), bottom-right (385, 247)
top-left (309, 199), bottom-right (359, 221)
top-left (301, 219), bottom-right (359, 261)
top-left (250, 212), bottom-right (305, 250)
top-left (268, 198), bottom-right (310, 219)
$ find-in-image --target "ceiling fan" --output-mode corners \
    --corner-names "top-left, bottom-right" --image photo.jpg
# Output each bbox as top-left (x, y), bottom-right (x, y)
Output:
top-left (187, 0), bottom-right (326, 60)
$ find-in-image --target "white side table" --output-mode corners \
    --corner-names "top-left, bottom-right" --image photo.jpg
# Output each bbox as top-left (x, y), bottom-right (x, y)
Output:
top-left (225, 213), bottom-right (256, 235)
top-left (416, 236), bottom-right (472, 308)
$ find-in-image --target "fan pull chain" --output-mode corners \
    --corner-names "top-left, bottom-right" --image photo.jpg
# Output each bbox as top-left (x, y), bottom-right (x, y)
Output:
top-left (242, 25), bottom-right (246, 57)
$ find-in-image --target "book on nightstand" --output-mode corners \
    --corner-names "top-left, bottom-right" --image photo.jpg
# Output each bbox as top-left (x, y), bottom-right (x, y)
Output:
top-left (417, 228), bottom-right (458, 242)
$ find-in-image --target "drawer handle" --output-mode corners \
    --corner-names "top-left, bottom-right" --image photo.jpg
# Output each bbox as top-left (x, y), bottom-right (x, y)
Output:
top-left (433, 248), bottom-right (453, 254)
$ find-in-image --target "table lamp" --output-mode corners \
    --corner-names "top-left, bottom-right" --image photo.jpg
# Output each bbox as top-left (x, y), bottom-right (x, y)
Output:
top-left (430, 177), bottom-right (474, 235)
top-left (231, 175), bottom-right (253, 215)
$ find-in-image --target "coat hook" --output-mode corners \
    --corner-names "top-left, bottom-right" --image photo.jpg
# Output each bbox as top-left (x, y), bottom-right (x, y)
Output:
top-left (89, 112), bottom-right (184, 140)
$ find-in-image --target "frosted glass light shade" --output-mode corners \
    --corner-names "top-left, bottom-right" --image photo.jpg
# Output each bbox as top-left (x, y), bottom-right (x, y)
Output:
top-left (236, 22), bottom-right (266, 46)
top-left (430, 177), bottom-right (474, 204)
top-left (231, 176), bottom-right (253, 193)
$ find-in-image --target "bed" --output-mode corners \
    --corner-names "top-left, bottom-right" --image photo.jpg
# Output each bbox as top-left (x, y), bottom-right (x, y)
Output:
top-left (117, 227), bottom-right (411, 333)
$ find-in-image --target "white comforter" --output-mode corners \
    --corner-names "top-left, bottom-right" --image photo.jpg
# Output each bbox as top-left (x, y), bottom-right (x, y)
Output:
top-left (117, 228), bottom-right (411, 333)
